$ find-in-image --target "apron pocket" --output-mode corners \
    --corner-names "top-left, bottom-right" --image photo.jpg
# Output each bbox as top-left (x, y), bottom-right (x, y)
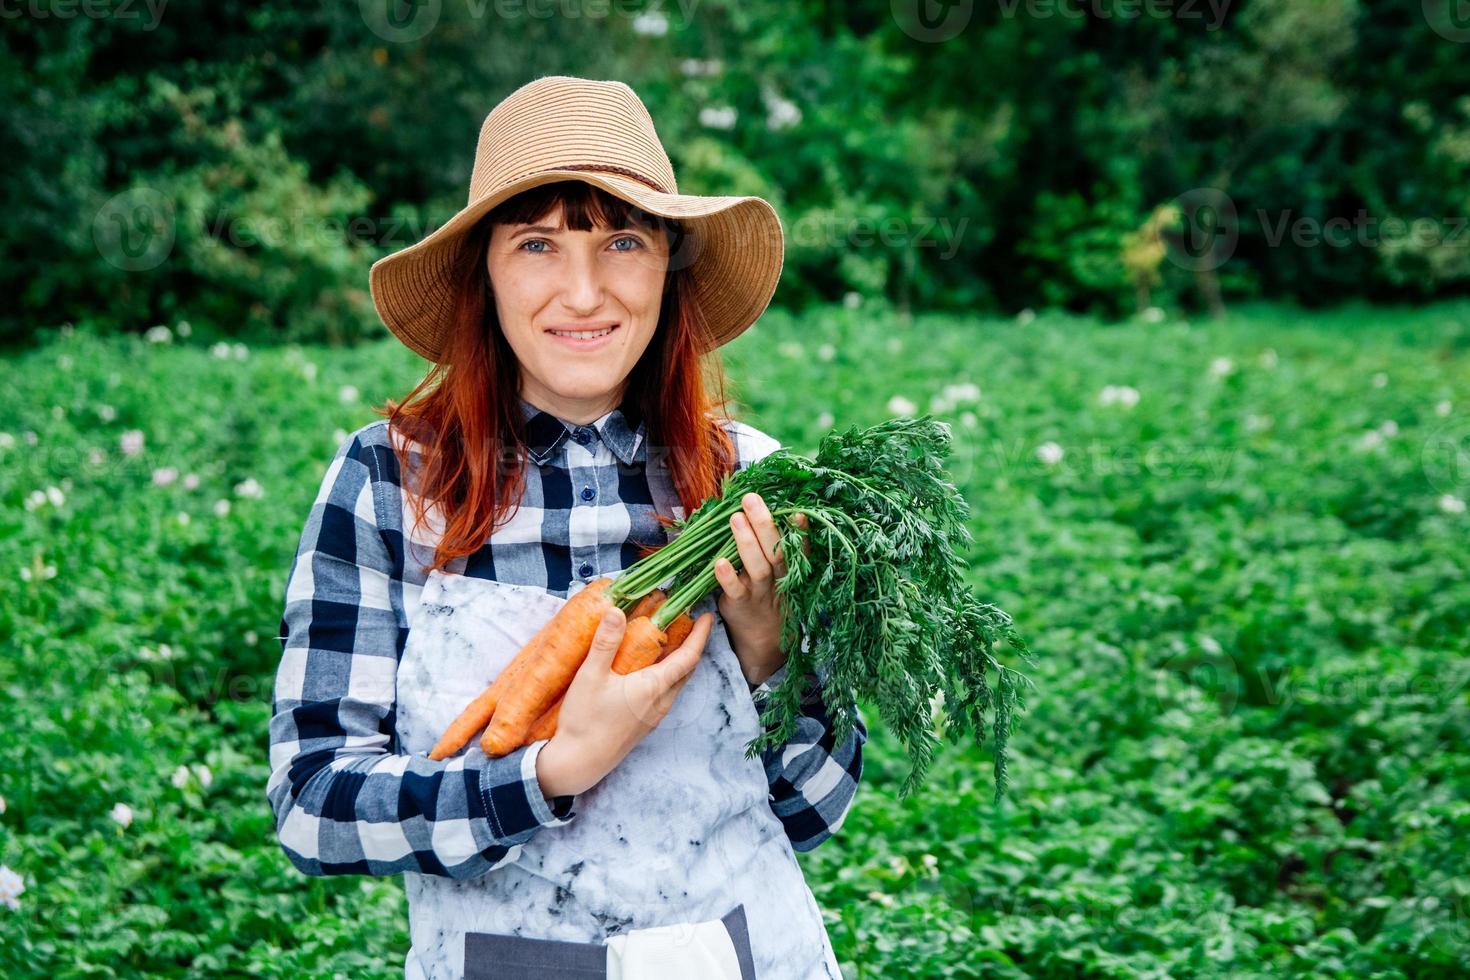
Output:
top-left (463, 930), bottom-right (606, 979)
top-left (463, 904), bottom-right (755, 980)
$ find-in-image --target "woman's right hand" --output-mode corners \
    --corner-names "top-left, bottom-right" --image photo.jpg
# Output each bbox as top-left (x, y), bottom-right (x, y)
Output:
top-left (535, 606), bottom-right (714, 799)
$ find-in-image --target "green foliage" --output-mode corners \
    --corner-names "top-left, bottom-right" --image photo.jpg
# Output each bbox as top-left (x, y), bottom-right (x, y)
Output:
top-left (3, 301), bottom-right (1470, 975)
top-left (8, 0), bottom-right (1467, 348)
top-left (613, 417), bottom-right (1034, 800)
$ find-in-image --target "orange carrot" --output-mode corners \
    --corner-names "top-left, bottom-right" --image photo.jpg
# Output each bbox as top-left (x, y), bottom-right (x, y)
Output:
top-left (479, 581), bottom-right (618, 756)
top-left (428, 578), bottom-right (612, 761)
top-left (520, 609), bottom-right (696, 746)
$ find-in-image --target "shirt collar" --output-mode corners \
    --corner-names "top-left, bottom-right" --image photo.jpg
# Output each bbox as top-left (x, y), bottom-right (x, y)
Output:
top-left (517, 395), bottom-right (645, 467)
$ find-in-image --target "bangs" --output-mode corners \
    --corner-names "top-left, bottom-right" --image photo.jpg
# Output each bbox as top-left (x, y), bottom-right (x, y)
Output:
top-left (488, 179), bottom-right (678, 237)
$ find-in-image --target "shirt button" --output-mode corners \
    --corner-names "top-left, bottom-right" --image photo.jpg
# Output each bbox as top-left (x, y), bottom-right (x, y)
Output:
top-left (571, 427), bottom-right (593, 445)
top-left (580, 486), bottom-right (596, 502)
top-left (578, 562), bottom-right (595, 579)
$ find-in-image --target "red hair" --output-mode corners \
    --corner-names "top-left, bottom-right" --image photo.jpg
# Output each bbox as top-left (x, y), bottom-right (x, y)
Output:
top-left (374, 180), bottom-right (737, 576)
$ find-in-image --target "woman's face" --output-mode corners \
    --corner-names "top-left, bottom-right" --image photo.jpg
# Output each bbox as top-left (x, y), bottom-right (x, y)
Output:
top-left (485, 202), bottom-right (670, 424)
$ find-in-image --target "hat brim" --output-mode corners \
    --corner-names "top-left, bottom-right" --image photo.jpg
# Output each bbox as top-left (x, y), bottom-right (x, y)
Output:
top-left (368, 170), bottom-right (785, 364)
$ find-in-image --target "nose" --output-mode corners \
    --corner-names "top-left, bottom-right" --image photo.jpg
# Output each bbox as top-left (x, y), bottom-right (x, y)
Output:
top-left (559, 245), bottom-right (608, 315)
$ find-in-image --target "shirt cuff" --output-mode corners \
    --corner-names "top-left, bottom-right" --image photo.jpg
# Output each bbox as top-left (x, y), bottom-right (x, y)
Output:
top-left (476, 738), bottom-right (578, 840)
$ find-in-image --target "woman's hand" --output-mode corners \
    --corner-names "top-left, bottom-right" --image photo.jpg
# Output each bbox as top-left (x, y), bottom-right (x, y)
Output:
top-left (537, 606), bottom-right (714, 799)
top-left (713, 492), bottom-right (808, 687)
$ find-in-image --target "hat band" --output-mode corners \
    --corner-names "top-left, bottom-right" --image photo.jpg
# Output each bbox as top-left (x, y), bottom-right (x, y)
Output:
top-left (518, 162), bottom-right (671, 196)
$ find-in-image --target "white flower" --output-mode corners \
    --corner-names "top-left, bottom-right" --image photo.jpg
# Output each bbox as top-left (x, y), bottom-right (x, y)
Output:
top-left (921, 853), bottom-right (939, 874)
top-left (1097, 385), bottom-right (1139, 409)
top-left (698, 106), bottom-right (737, 130)
top-left (816, 343), bottom-right (835, 362)
top-left (44, 564), bottom-right (56, 580)
top-left (679, 58), bottom-right (723, 77)
top-left (152, 467), bottom-right (178, 487)
top-left (777, 341), bottom-right (804, 359)
top-left (244, 630), bottom-right (258, 645)
top-left (120, 430), bottom-right (145, 457)
top-left (232, 343), bottom-right (248, 361)
top-left (887, 395), bottom-right (917, 416)
top-left (1141, 306), bottom-right (1165, 323)
top-left (97, 404), bottom-right (117, 422)
top-left (764, 91), bottom-right (802, 131)
top-left (1259, 348), bottom-right (1278, 369)
top-left (145, 325), bottom-right (172, 343)
top-left (177, 512), bottom-right (190, 526)
top-left (1357, 429), bottom-right (1384, 451)
top-left (1439, 494), bottom-right (1467, 515)
top-left (843, 291), bottom-right (862, 310)
top-left (210, 342), bottom-right (232, 359)
top-left (332, 428), bottom-right (349, 445)
top-left (176, 320), bottom-right (192, 337)
top-left (109, 802), bottom-right (133, 828)
top-left (23, 431), bottom-right (36, 446)
top-left (88, 448), bottom-right (105, 466)
top-left (234, 477), bottom-right (264, 499)
top-left (24, 490), bottom-right (46, 511)
top-left (1378, 420), bottom-right (1398, 438)
top-left (1372, 371), bottom-right (1388, 388)
top-left (182, 473), bottom-right (200, 490)
top-left (632, 10), bottom-right (668, 35)
top-left (1436, 399), bottom-right (1453, 417)
top-left (1208, 356), bottom-right (1235, 379)
top-left (1016, 308), bottom-right (1036, 325)
top-left (338, 384), bottom-right (359, 404)
top-left (171, 765), bottom-right (190, 789)
top-left (158, 643), bottom-right (173, 660)
top-left (959, 411), bottom-right (978, 428)
top-left (0, 795), bottom-right (6, 814)
top-left (0, 865), bottom-right (24, 911)
top-left (1036, 441), bottom-right (1064, 466)
top-left (194, 764), bottom-right (213, 789)
top-left (815, 411), bottom-right (834, 429)
top-left (45, 486), bottom-right (64, 508)
top-left (18, 567), bottom-right (30, 582)
top-left (0, 432), bottom-right (13, 450)
top-left (300, 361), bottom-right (318, 383)
top-left (213, 499), bottom-right (231, 517)
top-left (866, 889), bottom-right (896, 909)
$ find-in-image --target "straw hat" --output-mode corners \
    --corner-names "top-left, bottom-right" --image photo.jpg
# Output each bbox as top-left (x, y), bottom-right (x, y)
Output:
top-left (368, 75), bottom-right (786, 364)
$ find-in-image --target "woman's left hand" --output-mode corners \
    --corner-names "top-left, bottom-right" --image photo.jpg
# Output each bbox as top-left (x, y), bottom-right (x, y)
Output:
top-left (714, 492), bottom-right (807, 687)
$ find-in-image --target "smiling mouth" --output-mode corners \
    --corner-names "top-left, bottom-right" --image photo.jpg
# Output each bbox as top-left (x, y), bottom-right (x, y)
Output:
top-left (547, 325), bottom-right (618, 339)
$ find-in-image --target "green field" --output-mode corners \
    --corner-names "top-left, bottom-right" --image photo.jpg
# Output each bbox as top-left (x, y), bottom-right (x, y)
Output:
top-left (3, 301), bottom-right (1469, 977)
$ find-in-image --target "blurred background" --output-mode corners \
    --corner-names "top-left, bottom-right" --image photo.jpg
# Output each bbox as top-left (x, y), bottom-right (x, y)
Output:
top-left (3, 1), bottom-right (1469, 977)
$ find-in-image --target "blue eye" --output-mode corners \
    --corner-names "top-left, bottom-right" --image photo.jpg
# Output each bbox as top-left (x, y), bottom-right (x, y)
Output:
top-left (519, 239), bottom-right (548, 253)
top-left (611, 236), bottom-right (642, 252)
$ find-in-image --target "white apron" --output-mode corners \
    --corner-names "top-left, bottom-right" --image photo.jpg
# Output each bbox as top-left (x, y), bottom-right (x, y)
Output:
top-left (392, 568), bottom-right (845, 980)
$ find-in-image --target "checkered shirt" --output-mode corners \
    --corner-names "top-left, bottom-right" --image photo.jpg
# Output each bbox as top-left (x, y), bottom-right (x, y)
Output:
top-left (266, 398), bottom-right (866, 878)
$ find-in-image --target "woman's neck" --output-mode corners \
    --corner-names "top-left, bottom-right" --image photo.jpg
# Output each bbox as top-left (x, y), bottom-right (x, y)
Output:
top-left (518, 384), bottom-right (624, 426)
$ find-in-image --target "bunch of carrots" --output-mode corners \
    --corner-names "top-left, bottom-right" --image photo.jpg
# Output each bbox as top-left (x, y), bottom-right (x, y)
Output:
top-left (429, 415), bottom-right (1035, 802)
top-left (427, 580), bottom-right (697, 760)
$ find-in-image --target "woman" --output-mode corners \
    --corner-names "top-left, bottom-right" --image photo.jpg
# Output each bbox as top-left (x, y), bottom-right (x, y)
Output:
top-left (265, 76), bottom-right (866, 979)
